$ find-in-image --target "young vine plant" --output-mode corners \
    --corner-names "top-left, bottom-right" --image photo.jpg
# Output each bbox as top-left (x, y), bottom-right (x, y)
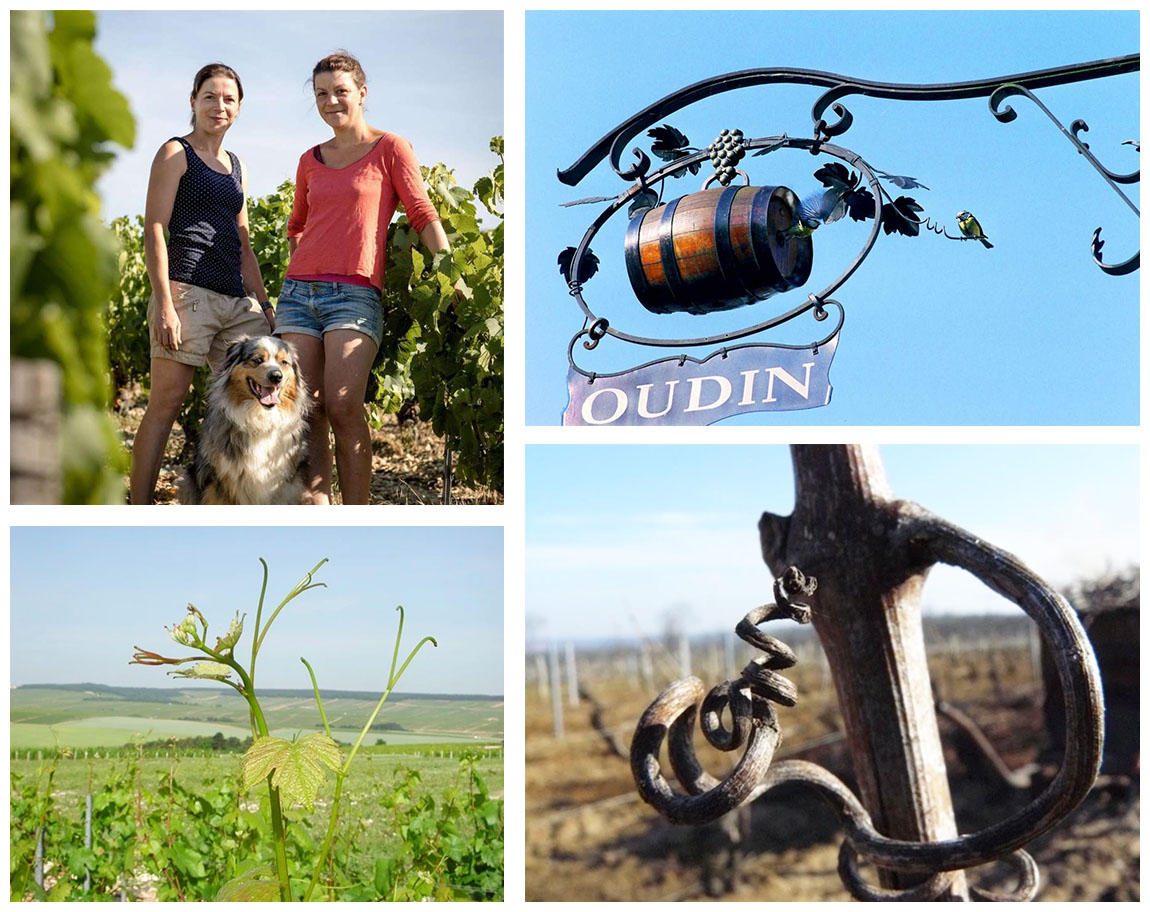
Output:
top-left (130, 558), bottom-right (437, 902)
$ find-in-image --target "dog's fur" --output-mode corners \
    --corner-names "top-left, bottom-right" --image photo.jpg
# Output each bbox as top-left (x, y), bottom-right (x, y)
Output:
top-left (180, 336), bottom-right (311, 504)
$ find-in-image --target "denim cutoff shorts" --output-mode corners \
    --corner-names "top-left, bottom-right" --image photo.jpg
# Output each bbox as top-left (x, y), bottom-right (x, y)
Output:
top-left (274, 278), bottom-right (384, 347)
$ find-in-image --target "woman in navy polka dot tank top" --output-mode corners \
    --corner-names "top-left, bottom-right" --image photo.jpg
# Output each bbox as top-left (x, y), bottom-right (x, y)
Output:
top-left (130, 64), bottom-right (275, 504)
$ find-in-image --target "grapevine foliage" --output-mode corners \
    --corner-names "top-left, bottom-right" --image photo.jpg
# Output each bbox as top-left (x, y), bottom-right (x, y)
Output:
top-left (10, 11), bottom-right (134, 503)
top-left (381, 135), bottom-right (505, 491)
top-left (10, 749), bottom-right (504, 901)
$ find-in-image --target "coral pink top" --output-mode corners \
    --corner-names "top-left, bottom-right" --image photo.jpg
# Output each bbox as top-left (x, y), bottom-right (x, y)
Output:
top-left (286, 132), bottom-right (440, 290)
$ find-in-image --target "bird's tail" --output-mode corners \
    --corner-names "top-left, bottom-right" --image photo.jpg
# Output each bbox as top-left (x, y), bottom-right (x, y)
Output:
top-left (979, 237), bottom-right (994, 249)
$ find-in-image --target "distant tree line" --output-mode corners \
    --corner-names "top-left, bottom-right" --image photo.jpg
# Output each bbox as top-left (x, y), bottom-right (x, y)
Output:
top-left (18, 683), bottom-right (504, 702)
top-left (140, 732), bottom-right (252, 752)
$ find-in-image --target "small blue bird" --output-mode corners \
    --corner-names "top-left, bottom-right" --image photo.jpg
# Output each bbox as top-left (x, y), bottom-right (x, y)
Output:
top-left (782, 188), bottom-right (848, 238)
top-left (956, 210), bottom-right (993, 248)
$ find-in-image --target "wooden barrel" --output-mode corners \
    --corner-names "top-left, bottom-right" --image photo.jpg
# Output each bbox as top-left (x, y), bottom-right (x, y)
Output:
top-left (624, 185), bottom-right (812, 315)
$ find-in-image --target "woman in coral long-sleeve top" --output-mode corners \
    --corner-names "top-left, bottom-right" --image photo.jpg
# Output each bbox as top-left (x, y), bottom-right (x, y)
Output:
top-left (277, 51), bottom-right (450, 505)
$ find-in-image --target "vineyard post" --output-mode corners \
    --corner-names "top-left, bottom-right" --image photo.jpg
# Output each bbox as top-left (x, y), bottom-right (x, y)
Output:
top-left (34, 826), bottom-right (44, 889)
top-left (549, 642), bottom-right (564, 737)
top-left (534, 653), bottom-right (549, 699)
top-left (565, 642), bottom-right (580, 708)
top-left (639, 642), bottom-right (654, 693)
top-left (677, 633), bottom-right (691, 678)
top-left (759, 444), bottom-right (968, 897)
top-left (84, 794), bottom-right (93, 892)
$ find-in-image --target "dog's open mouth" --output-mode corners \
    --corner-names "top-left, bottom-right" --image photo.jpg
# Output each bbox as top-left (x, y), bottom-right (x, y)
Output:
top-left (248, 378), bottom-right (282, 409)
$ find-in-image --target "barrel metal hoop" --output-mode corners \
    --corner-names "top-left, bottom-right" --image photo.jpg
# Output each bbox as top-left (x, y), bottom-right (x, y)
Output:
top-left (657, 196), bottom-right (685, 306)
top-left (712, 185), bottom-right (750, 304)
top-left (623, 211), bottom-right (650, 306)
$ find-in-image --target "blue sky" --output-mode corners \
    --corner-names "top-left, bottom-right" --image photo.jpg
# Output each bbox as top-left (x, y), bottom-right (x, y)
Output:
top-left (526, 11), bottom-right (1139, 425)
top-left (525, 445), bottom-right (1139, 642)
top-left (10, 527), bottom-right (503, 695)
top-left (93, 11), bottom-right (503, 221)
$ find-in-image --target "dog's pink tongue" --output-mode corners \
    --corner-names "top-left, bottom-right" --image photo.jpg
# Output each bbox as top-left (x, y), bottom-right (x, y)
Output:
top-left (257, 385), bottom-right (281, 407)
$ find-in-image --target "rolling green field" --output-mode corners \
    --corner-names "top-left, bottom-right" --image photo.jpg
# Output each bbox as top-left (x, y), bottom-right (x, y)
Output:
top-left (11, 685), bottom-right (503, 750)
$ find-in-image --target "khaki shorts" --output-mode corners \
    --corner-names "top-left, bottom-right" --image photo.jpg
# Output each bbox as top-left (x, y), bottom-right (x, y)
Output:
top-left (148, 280), bottom-right (270, 372)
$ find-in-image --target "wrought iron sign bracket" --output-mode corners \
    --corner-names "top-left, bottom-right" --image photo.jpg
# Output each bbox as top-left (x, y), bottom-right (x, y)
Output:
top-left (557, 55), bottom-right (1137, 423)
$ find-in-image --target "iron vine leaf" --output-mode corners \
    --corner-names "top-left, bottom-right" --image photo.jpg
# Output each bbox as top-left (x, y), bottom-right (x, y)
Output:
top-left (557, 246), bottom-right (600, 284)
top-left (874, 169), bottom-right (931, 191)
top-left (846, 187), bottom-right (876, 222)
top-left (648, 123), bottom-right (691, 160)
top-left (813, 162), bottom-right (859, 193)
top-left (628, 188), bottom-right (660, 218)
top-left (881, 196), bottom-right (924, 237)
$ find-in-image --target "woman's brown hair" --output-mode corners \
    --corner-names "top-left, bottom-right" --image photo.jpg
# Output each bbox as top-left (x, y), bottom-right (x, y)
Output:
top-left (189, 63), bottom-right (244, 127)
top-left (312, 51), bottom-right (367, 88)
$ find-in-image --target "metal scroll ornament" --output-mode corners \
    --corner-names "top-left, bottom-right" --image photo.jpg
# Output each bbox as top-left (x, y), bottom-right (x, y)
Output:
top-left (559, 55), bottom-right (1139, 426)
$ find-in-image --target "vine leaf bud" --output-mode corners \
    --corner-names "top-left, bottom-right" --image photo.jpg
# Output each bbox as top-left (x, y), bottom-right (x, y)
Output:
top-left (215, 612), bottom-right (245, 654)
top-left (169, 661), bottom-right (234, 681)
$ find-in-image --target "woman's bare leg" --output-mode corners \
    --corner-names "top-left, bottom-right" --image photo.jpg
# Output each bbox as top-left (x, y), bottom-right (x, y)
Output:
top-left (282, 332), bottom-right (332, 505)
top-left (129, 358), bottom-right (196, 504)
top-left (323, 329), bottom-right (379, 505)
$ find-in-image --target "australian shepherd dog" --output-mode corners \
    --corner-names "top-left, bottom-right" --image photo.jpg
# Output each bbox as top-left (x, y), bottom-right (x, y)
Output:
top-left (180, 336), bottom-right (311, 504)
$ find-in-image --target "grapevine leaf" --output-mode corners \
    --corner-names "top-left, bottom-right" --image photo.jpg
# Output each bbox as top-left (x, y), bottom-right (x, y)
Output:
top-left (628, 188), bottom-right (659, 218)
top-left (169, 844), bottom-right (207, 879)
top-left (214, 612), bottom-right (244, 653)
top-left (242, 737), bottom-right (292, 791)
top-left (214, 865), bottom-right (280, 902)
top-left (169, 661), bottom-right (232, 680)
top-left (241, 733), bottom-right (342, 809)
top-left (881, 196), bottom-right (924, 237)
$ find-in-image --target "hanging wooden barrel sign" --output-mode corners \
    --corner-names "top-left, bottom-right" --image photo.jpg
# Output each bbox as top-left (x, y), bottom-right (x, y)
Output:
top-left (624, 185), bottom-right (813, 315)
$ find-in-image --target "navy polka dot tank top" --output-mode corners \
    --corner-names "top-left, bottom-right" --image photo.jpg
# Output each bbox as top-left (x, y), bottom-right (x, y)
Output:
top-left (166, 136), bottom-right (245, 297)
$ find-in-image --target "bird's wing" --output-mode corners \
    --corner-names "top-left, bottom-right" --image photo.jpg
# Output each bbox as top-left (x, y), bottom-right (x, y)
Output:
top-left (798, 189), bottom-right (844, 225)
top-left (821, 193), bottom-right (848, 225)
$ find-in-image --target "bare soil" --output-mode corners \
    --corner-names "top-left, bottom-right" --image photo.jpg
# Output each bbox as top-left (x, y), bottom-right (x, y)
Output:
top-left (115, 384), bottom-right (501, 505)
top-left (526, 650), bottom-right (1139, 902)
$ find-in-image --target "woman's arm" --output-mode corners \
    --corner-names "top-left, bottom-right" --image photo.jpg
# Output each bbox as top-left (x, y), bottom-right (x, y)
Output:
top-left (144, 141), bottom-right (186, 350)
top-left (419, 220), bottom-right (450, 254)
top-left (237, 158), bottom-right (273, 330)
top-left (285, 155), bottom-right (309, 266)
top-left (389, 139), bottom-right (465, 296)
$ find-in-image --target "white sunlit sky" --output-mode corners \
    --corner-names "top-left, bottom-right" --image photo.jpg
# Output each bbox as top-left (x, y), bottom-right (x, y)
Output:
top-left (526, 11), bottom-right (1139, 425)
top-left (10, 527), bottom-right (503, 696)
top-left (525, 445), bottom-right (1139, 644)
top-left (93, 10), bottom-right (503, 223)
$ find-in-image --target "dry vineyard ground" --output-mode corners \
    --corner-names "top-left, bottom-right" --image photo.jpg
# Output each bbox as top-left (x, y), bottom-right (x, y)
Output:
top-left (115, 384), bottom-right (501, 505)
top-left (526, 645), bottom-right (1138, 902)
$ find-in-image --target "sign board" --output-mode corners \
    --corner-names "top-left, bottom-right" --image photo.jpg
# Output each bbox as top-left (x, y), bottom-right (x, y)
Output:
top-left (563, 334), bottom-right (838, 426)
